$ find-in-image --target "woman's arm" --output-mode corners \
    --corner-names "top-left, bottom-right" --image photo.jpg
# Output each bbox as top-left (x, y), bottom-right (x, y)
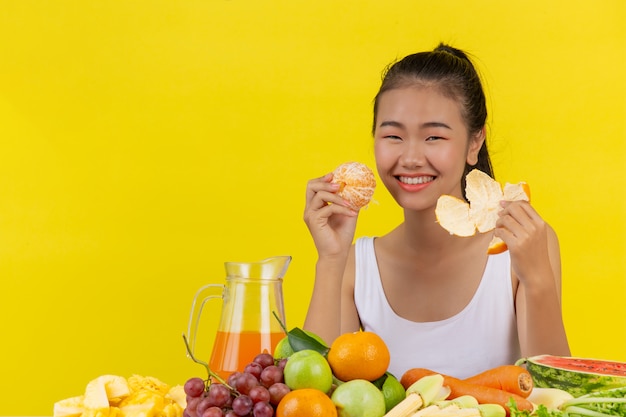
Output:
top-left (498, 201), bottom-right (570, 357)
top-left (515, 226), bottom-right (570, 356)
top-left (302, 172), bottom-right (359, 345)
top-left (303, 255), bottom-right (349, 345)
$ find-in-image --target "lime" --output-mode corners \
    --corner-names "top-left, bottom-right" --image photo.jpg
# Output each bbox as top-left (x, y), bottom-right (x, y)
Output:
top-left (381, 373), bottom-right (405, 413)
top-left (273, 336), bottom-right (294, 359)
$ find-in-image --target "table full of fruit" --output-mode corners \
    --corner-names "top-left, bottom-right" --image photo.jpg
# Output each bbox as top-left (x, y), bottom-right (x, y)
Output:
top-left (53, 328), bottom-right (626, 417)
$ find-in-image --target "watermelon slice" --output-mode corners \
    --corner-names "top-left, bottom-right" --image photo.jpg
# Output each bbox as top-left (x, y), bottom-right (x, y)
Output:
top-left (516, 355), bottom-right (626, 397)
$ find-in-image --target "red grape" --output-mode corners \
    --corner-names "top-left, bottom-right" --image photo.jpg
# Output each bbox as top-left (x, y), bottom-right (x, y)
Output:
top-left (235, 372), bottom-right (259, 395)
top-left (268, 382), bottom-right (290, 406)
top-left (184, 396), bottom-right (202, 417)
top-left (196, 398), bottom-right (214, 416)
top-left (248, 385), bottom-right (270, 404)
top-left (227, 371), bottom-right (241, 388)
top-left (259, 365), bottom-right (283, 388)
top-left (252, 401), bottom-right (273, 417)
top-left (184, 377), bottom-right (206, 397)
top-left (232, 395), bottom-right (253, 416)
top-left (253, 353), bottom-right (275, 368)
top-left (201, 406), bottom-right (223, 417)
top-left (277, 358), bottom-right (288, 371)
top-left (207, 383), bottom-right (232, 408)
top-left (244, 362), bottom-right (263, 380)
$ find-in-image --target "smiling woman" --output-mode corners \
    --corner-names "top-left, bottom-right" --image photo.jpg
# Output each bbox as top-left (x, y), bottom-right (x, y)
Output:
top-left (303, 43), bottom-right (569, 380)
top-left (0, 1), bottom-right (624, 416)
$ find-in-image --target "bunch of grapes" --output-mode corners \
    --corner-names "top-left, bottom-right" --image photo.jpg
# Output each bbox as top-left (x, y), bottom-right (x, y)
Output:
top-left (183, 353), bottom-right (291, 417)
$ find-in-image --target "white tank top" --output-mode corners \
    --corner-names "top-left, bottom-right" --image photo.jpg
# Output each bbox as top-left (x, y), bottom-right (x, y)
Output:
top-left (354, 236), bottom-right (521, 380)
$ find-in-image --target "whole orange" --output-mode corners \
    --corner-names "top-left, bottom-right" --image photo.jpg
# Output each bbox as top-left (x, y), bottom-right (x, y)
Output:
top-left (275, 388), bottom-right (338, 417)
top-left (327, 331), bottom-right (390, 382)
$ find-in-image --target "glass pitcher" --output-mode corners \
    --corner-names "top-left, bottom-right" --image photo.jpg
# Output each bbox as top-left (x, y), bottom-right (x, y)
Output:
top-left (186, 256), bottom-right (291, 380)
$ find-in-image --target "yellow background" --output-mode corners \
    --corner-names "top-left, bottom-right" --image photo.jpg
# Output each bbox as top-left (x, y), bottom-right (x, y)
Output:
top-left (1, 1), bottom-right (624, 415)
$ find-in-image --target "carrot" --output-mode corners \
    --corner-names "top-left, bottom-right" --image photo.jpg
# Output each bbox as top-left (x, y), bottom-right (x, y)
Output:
top-left (464, 365), bottom-right (533, 398)
top-left (401, 368), bottom-right (534, 416)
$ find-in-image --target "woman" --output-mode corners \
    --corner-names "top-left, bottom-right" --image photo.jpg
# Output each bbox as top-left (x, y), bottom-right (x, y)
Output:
top-left (302, 43), bottom-right (570, 379)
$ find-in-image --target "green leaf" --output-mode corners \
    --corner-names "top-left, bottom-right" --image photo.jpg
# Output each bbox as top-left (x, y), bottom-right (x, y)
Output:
top-left (287, 327), bottom-right (330, 356)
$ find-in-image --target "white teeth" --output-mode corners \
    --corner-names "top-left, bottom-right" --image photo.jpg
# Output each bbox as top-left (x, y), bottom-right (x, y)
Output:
top-left (399, 176), bottom-right (434, 185)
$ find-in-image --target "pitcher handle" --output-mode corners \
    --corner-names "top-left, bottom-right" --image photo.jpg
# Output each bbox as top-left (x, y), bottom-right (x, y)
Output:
top-left (185, 283), bottom-right (225, 364)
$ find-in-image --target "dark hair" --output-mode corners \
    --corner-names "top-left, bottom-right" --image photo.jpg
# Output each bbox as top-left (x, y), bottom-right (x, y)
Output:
top-left (372, 43), bottom-right (494, 180)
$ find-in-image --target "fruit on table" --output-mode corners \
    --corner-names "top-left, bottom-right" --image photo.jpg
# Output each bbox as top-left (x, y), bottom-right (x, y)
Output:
top-left (327, 331), bottom-right (390, 382)
top-left (435, 169), bottom-right (529, 254)
top-left (283, 349), bottom-right (333, 393)
top-left (53, 374), bottom-right (185, 417)
top-left (276, 387), bottom-right (338, 417)
top-left (331, 379), bottom-right (386, 417)
top-left (384, 374), bottom-right (450, 417)
top-left (517, 354), bottom-right (626, 397)
top-left (184, 352), bottom-right (291, 417)
top-left (380, 373), bottom-right (406, 413)
top-left (331, 161), bottom-right (377, 210)
top-left (273, 330), bottom-right (328, 360)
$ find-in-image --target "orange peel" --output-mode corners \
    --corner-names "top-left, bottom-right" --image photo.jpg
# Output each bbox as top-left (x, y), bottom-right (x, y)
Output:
top-left (435, 169), bottom-right (530, 254)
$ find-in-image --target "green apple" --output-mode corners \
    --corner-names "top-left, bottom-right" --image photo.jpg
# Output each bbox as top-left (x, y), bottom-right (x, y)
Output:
top-left (273, 330), bottom-right (328, 360)
top-left (283, 349), bottom-right (333, 393)
top-left (331, 379), bottom-right (386, 417)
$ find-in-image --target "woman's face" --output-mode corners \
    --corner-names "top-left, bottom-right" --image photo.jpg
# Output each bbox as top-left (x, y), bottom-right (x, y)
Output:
top-left (373, 85), bottom-right (483, 211)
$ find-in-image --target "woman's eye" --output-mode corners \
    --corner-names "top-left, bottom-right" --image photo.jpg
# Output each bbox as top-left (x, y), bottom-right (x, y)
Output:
top-left (426, 136), bottom-right (443, 141)
top-left (384, 135), bottom-right (402, 140)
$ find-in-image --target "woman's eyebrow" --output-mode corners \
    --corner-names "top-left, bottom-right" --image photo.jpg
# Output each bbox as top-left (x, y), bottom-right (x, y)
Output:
top-left (378, 120), bottom-right (404, 129)
top-left (421, 121), bottom-right (452, 129)
top-left (378, 120), bottom-right (452, 130)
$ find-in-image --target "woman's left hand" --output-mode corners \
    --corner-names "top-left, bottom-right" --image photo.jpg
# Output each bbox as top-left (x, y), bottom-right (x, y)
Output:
top-left (494, 200), bottom-right (552, 285)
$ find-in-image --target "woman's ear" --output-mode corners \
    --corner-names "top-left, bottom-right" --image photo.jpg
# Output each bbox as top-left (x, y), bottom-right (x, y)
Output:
top-left (466, 126), bottom-right (486, 166)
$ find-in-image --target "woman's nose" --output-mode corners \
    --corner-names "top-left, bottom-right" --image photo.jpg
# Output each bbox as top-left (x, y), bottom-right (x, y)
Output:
top-left (399, 139), bottom-right (426, 168)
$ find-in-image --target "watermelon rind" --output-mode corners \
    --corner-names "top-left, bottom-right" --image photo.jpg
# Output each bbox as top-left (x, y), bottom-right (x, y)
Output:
top-left (517, 355), bottom-right (626, 398)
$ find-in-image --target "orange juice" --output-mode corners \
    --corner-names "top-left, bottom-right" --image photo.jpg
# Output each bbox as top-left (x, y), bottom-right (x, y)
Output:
top-left (208, 330), bottom-right (284, 380)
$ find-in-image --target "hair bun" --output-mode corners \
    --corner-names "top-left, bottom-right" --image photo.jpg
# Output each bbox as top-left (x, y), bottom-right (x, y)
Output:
top-left (434, 43), bottom-right (469, 61)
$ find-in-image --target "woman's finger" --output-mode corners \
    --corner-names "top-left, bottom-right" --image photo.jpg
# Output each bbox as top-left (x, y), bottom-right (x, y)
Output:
top-left (305, 173), bottom-right (358, 212)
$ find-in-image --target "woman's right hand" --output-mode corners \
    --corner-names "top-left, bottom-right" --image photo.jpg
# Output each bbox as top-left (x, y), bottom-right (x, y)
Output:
top-left (303, 172), bottom-right (359, 258)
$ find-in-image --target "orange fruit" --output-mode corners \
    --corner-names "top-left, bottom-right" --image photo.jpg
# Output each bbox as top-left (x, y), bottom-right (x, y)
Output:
top-left (332, 162), bottom-right (376, 209)
top-left (327, 331), bottom-right (390, 382)
top-left (275, 388), bottom-right (338, 417)
top-left (435, 169), bottom-right (530, 254)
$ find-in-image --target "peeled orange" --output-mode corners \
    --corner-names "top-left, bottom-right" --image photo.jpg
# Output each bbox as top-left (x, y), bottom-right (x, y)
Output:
top-left (332, 162), bottom-right (376, 209)
top-left (435, 169), bottom-right (530, 254)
